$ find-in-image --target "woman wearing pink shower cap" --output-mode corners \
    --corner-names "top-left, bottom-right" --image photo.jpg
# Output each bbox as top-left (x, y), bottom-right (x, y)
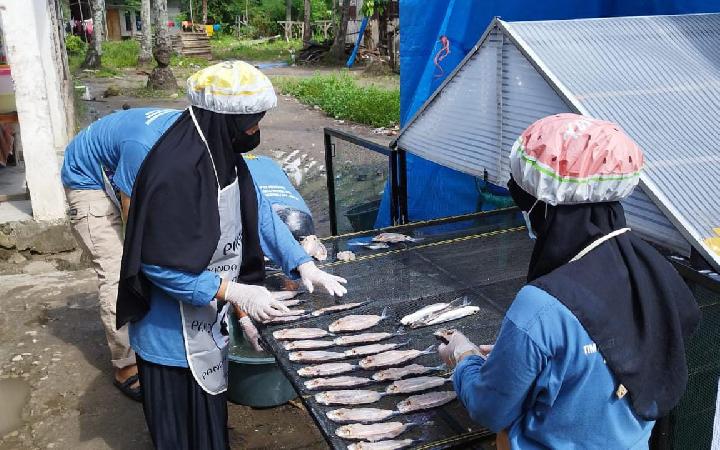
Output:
top-left (439, 114), bottom-right (699, 449)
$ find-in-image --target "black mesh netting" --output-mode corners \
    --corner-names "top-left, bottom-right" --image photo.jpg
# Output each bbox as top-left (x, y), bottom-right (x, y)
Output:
top-left (667, 280), bottom-right (720, 450)
top-left (257, 225), bottom-right (532, 449)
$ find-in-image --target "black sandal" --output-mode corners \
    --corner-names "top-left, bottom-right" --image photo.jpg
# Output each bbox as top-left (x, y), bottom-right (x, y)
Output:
top-left (114, 373), bottom-right (142, 402)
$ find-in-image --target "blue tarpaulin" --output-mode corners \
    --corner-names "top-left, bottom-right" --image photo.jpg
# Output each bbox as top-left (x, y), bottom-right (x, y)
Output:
top-left (376, 0), bottom-right (720, 228)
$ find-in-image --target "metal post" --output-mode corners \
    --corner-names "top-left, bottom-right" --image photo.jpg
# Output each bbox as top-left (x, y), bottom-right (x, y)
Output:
top-left (324, 129), bottom-right (339, 235)
top-left (389, 150), bottom-right (399, 225)
top-left (398, 149), bottom-right (408, 224)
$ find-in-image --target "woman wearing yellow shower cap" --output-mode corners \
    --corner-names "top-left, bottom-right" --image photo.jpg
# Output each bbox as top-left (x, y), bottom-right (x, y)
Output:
top-left (116, 61), bottom-right (347, 449)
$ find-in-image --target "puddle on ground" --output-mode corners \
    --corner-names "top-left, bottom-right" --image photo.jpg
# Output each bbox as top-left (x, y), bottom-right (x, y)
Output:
top-left (0, 378), bottom-right (30, 435)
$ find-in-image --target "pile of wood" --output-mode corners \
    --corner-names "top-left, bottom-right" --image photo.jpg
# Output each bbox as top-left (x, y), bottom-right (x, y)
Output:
top-left (171, 32), bottom-right (212, 59)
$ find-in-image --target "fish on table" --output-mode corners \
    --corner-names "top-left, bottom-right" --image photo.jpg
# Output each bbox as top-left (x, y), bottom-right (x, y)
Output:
top-left (385, 376), bottom-right (450, 394)
top-left (304, 376), bottom-right (373, 390)
top-left (395, 391), bottom-right (457, 413)
top-left (344, 341), bottom-right (409, 358)
top-left (359, 346), bottom-right (435, 370)
top-left (372, 364), bottom-right (445, 382)
top-left (347, 439), bottom-right (415, 450)
top-left (315, 389), bottom-right (385, 406)
top-left (311, 302), bottom-right (365, 317)
top-left (283, 339), bottom-right (336, 351)
top-left (334, 332), bottom-right (395, 346)
top-left (326, 407), bottom-right (397, 424)
top-left (289, 350), bottom-right (346, 363)
top-left (335, 422), bottom-right (412, 441)
top-left (297, 362), bottom-right (358, 378)
top-left (273, 328), bottom-right (331, 340)
top-left (372, 233), bottom-right (419, 244)
top-left (329, 307), bottom-right (388, 333)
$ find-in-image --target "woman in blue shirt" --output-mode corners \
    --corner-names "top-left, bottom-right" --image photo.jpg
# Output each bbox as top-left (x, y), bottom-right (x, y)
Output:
top-left (439, 114), bottom-right (699, 449)
top-left (115, 62), bottom-right (346, 450)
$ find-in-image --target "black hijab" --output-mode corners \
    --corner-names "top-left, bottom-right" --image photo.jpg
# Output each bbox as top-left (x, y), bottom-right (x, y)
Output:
top-left (116, 107), bottom-right (266, 328)
top-left (508, 177), bottom-right (700, 420)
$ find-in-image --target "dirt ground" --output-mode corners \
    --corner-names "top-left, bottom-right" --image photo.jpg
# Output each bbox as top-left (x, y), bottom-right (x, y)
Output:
top-left (0, 64), bottom-right (395, 449)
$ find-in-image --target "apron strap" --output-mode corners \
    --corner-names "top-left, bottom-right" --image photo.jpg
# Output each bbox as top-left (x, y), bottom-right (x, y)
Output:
top-left (570, 227), bottom-right (631, 263)
top-left (188, 106), bottom-right (221, 190)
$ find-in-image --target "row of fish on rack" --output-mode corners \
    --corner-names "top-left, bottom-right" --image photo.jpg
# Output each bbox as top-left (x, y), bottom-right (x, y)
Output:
top-left (270, 298), bottom-right (481, 450)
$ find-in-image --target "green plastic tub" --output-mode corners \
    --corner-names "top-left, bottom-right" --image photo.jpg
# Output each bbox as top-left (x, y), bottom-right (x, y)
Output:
top-left (226, 315), bottom-right (298, 407)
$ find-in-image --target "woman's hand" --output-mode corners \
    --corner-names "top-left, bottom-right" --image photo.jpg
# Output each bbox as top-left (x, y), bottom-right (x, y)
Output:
top-left (438, 330), bottom-right (487, 367)
top-left (297, 261), bottom-right (348, 297)
top-left (219, 281), bottom-right (290, 322)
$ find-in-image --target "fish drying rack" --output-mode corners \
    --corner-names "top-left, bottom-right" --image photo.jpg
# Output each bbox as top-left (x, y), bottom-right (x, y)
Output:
top-left (259, 210), bottom-right (532, 449)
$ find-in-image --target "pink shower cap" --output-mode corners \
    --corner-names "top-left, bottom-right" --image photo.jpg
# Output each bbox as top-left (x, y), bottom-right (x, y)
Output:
top-left (509, 113), bottom-right (644, 205)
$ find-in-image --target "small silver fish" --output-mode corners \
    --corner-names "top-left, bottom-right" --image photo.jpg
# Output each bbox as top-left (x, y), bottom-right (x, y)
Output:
top-left (395, 391), bottom-right (457, 413)
top-left (372, 364), bottom-right (444, 381)
top-left (273, 328), bottom-right (330, 340)
top-left (283, 339), bottom-right (336, 351)
top-left (336, 250), bottom-right (356, 262)
top-left (289, 350), bottom-right (346, 363)
top-left (420, 306), bottom-right (480, 327)
top-left (297, 362), bottom-right (358, 378)
top-left (329, 307), bottom-right (388, 333)
top-left (312, 302), bottom-right (365, 317)
top-left (359, 346), bottom-right (435, 370)
top-left (400, 302), bottom-right (449, 326)
top-left (326, 408), bottom-right (397, 424)
top-left (315, 389), bottom-right (385, 406)
top-left (334, 332), bottom-right (394, 346)
top-left (385, 376), bottom-right (450, 394)
top-left (347, 439), bottom-right (415, 450)
top-left (372, 233), bottom-right (418, 244)
top-left (304, 376), bottom-right (372, 390)
top-left (335, 422), bottom-right (411, 441)
top-left (344, 341), bottom-right (409, 358)
top-left (263, 315), bottom-right (305, 325)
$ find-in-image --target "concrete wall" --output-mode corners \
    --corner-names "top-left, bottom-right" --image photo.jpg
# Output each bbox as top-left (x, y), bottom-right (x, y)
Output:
top-left (0, 0), bottom-right (70, 221)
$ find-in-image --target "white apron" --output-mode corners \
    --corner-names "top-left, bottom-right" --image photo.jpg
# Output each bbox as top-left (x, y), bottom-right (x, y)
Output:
top-left (180, 106), bottom-right (243, 395)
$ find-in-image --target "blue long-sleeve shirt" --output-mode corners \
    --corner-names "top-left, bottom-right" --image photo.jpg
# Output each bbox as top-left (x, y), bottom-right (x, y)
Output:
top-left (453, 285), bottom-right (654, 449)
top-left (129, 189), bottom-right (311, 367)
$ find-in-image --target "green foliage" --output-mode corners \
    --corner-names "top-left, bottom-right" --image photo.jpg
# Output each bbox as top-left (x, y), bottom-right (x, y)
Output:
top-left (211, 36), bottom-right (301, 61)
top-left (65, 35), bottom-right (87, 56)
top-left (275, 72), bottom-right (400, 127)
top-left (101, 40), bottom-right (140, 68)
top-left (361, 0), bottom-right (389, 17)
top-left (175, 0), bottom-right (334, 36)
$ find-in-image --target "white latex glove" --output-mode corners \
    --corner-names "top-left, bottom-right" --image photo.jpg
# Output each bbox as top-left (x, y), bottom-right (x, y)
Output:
top-left (438, 330), bottom-right (488, 368)
top-left (224, 282), bottom-right (290, 322)
top-left (297, 261), bottom-right (348, 297)
top-left (238, 315), bottom-right (264, 353)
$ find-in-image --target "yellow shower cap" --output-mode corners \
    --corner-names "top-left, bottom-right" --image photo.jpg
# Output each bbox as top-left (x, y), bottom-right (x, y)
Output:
top-left (187, 61), bottom-right (277, 114)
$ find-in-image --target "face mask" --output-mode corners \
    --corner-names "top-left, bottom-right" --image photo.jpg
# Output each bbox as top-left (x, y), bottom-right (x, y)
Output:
top-left (523, 199), bottom-right (541, 240)
top-left (232, 129), bottom-right (260, 153)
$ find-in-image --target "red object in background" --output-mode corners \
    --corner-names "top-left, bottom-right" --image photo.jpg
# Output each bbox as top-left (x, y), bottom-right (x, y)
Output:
top-left (167, 20), bottom-right (175, 27)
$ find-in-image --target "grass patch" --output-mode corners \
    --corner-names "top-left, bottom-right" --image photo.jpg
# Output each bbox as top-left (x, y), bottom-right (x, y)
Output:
top-left (211, 35), bottom-right (302, 62)
top-left (275, 72), bottom-right (400, 128)
top-left (170, 54), bottom-right (213, 69)
top-left (102, 40), bottom-right (139, 68)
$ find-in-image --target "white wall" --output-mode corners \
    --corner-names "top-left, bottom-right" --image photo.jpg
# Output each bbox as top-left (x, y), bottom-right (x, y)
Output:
top-left (0, 0), bottom-right (69, 221)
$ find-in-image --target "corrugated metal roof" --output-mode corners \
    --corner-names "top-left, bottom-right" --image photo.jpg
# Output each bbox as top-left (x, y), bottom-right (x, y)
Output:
top-left (396, 14), bottom-right (720, 268)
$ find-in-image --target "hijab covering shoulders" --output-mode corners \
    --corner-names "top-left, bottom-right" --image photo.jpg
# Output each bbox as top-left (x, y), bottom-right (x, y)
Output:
top-left (508, 114), bottom-right (700, 420)
top-left (117, 62), bottom-right (278, 328)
